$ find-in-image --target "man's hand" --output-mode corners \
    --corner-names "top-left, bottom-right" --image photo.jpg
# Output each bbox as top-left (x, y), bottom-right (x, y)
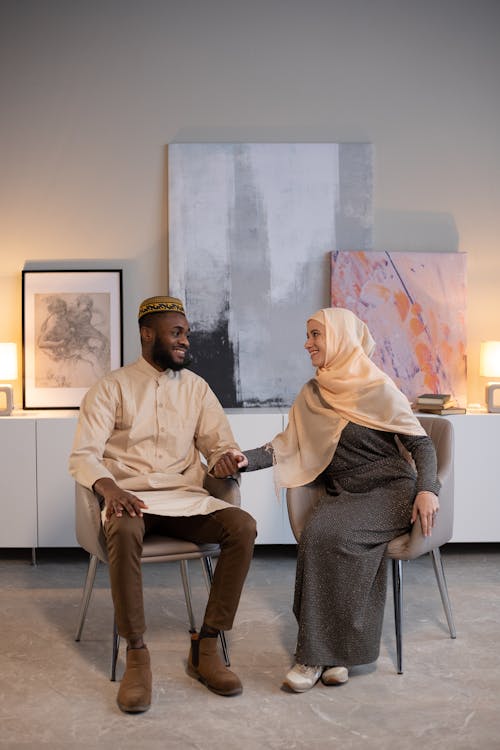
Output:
top-left (411, 490), bottom-right (439, 537)
top-left (93, 478), bottom-right (149, 520)
top-left (212, 449), bottom-right (249, 478)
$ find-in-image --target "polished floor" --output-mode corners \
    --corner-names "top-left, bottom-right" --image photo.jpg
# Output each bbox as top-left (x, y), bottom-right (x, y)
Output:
top-left (1, 544), bottom-right (499, 750)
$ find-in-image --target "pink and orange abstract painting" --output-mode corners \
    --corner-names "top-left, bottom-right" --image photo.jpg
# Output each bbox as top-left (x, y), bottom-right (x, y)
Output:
top-left (330, 251), bottom-right (467, 405)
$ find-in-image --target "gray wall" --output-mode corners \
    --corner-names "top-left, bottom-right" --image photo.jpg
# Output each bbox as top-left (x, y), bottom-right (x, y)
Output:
top-left (1, 0), bottom-right (499, 405)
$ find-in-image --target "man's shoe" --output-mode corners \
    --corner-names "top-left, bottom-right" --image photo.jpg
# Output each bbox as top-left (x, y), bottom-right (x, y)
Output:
top-left (321, 666), bottom-right (349, 685)
top-left (117, 646), bottom-right (152, 713)
top-left (187, 632), bottom-right (242, 696)
top-left (283, 663), bottom-right (323, 693)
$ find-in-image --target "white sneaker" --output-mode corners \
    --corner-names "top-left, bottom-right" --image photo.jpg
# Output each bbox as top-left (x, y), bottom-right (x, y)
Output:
top-left (321, 666), bottom-right (349, 685)
top-left (284, 663), bottom-right (323, 692)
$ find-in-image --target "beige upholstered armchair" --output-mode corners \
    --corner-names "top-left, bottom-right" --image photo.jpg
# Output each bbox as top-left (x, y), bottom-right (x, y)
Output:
top-left (74, 472), bottom-right (240, 680)
top-left (286, 415), bottom-right (456, 674)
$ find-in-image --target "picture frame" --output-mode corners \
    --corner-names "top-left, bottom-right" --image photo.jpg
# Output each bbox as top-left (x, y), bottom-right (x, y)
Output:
top-left (22, 269), bottom-right (123, 409)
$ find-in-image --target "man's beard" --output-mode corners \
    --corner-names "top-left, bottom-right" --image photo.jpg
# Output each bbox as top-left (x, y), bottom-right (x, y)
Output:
top-left (152, 341), bottom-right (191, 371)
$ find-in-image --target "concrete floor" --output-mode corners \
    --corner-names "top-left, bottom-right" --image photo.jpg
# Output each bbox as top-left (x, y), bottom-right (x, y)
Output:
top-left (1, 544), bottom-right (499, 750)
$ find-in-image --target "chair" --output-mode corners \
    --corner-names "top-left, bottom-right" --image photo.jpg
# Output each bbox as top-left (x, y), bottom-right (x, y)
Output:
top-left (286, 415), bottom-right (456, 674)
top-left (74, 473), bottom-right (240, 681)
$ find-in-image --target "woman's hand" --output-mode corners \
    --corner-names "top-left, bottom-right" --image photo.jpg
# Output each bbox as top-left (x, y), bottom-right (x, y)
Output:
top-left (411, 490), bottom-right (440, 537)
top-left (213, 449), bottom-right (249, 478)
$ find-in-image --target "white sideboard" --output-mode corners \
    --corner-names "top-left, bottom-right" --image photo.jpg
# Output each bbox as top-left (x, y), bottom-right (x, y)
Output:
top-left (226, 410), bottom-right (295, 544)
top-left (0, 418), bottom-right (37, 547)
top-left (442, 413), bottom-right (500, 542)
top-left (37, 415), bottom-right (80, 546)
top-left (0, 411), bottom-right (499, 549)
top-left (0, 412), bottom-right (79, 549)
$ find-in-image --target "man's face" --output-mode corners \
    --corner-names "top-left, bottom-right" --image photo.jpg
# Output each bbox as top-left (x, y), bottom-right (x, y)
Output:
top-left (148, 312), bottom-right (191, 371)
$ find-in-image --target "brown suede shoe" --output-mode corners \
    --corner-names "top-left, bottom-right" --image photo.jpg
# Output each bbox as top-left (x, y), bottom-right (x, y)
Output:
top-left (187, 633), bottom-right (242, 696)
top-left (117, 646), bottom-right (152, 713)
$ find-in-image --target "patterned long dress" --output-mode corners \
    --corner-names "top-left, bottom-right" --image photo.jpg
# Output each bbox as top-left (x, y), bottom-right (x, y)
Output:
top-left (245, 422), bottom-right (440, 667)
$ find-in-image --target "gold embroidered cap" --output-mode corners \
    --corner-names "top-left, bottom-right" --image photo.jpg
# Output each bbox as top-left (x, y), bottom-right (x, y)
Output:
top-left (138, 295), bottom-right (185, 320)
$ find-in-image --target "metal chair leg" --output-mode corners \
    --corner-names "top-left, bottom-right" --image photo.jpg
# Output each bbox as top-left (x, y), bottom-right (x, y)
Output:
top-left (202, 556), bottom-right (231, 667)
top-left (431, 548), bottom-right (457, 639)
top-left (75, 554), bottom-right (99, 641)
top-left (111, 618), bottom-right (120, 682)
top-left (180, 559), bottom-right (197, 633)
top-left (201, 555), bottom-right (215, 592)
top-left (200, 556), bottom-right (211, 591)
top-left (77, 552), bottom-right (232, 679)
top-left (392, 558), bottom-right (404, 674)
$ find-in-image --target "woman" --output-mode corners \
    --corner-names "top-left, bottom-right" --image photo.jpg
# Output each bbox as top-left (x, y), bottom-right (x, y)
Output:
top-left (214, 307), bottom-right (440, 692)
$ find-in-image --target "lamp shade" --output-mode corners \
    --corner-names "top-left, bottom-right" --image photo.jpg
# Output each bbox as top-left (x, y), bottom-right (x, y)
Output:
top-left (0, 343), bottom-right (18, 380)
top-left (479, 341), bottom-right (500, 378)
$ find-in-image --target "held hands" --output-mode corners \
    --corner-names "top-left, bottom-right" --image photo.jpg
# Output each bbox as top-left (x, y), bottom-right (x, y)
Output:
top-left (411, 490), bottom-right (440, 537)
top-left (212, 449), bottom-right (249, 478)
top-left (94, 478), bottom-right (149, 520)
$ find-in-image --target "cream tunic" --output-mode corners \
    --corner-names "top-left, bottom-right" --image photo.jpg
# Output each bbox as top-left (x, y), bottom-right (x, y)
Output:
top-left (68, 357), bottom-right (240, 516)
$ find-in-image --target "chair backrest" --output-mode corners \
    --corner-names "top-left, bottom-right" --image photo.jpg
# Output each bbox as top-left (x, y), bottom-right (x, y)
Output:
top-left (75, 472), bottom-right (241, 562)
top-left (75, 482), bottom-right (107, 561)
top-left (387, 415), bottom-right (454, 560)
top-left (286, 416), bottom-right (455, 559)
top-left (286, 480), bottom-right (323, 543)
top-left (203, 473), bottom-right (241, 507)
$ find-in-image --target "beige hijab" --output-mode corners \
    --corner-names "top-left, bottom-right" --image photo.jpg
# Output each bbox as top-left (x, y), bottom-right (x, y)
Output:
top-left (271, 307), bottom-right (425, 488)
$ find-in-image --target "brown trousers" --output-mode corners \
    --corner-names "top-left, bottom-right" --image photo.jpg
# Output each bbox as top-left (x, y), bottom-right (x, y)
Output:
top-left (104, 507), bottom-right (257, 641)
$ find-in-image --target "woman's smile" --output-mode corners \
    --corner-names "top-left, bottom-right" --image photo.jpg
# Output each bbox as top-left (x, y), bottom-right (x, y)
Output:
top-left (304, 320), bottom-right (327, 367)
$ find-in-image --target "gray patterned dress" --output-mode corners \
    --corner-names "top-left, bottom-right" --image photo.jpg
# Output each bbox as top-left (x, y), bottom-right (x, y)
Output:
top-left (245, 422), bottom-right (440, 667)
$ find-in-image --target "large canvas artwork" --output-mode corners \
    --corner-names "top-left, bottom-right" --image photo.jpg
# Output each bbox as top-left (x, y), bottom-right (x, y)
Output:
top-left (330, 251), bottom-right (467, 405)
top-left (169, 143), bottom-right (373, 407)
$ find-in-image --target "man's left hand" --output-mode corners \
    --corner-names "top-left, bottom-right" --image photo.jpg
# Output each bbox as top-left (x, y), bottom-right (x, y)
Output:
top-left (213, 449), bottom-right (248, 478)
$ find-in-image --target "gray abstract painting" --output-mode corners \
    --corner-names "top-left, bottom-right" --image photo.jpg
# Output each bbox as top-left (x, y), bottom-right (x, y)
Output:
top-left (168, 143), bottom-right (373, 407)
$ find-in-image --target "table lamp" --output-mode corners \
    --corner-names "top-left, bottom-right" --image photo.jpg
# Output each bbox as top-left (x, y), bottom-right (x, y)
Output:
top-left (0, 343), bottom-right (18, 416)
top-left (479, 341), bottom-right (500, 413)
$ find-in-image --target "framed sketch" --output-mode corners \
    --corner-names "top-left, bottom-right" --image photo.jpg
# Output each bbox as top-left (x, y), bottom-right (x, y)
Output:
top-left (22, 269), bottom-right (123, 409)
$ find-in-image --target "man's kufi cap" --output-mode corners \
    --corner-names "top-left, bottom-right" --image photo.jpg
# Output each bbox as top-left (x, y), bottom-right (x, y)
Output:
top-left (138, 296), bottom-right (185, 321)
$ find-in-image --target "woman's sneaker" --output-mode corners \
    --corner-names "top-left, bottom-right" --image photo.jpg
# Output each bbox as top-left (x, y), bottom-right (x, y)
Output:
top-left (321, 666), bottom-right (349, 685)
top-left (284, 663), bottom-right (323, 692)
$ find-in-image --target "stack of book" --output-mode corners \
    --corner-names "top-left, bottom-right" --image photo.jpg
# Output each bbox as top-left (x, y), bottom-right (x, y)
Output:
top-left (414, 394), bottom-right (466, 415)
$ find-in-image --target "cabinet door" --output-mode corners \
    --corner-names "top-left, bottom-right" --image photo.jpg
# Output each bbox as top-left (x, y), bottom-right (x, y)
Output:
top-left (0, 418), bottom-right (37, 547)
top-left (36, 416), bottom-right (79, 547)
top-left (449, 414), bottom-right (500, 542)
top-left (227, 412), bottom-right (288, 544)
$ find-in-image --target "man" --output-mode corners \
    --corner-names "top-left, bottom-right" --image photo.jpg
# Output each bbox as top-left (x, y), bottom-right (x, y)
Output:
top-left (69, 296), bottom-right (256, 713)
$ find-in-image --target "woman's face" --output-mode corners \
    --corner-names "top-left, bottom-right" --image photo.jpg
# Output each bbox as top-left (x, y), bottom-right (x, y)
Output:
top-left (304, 319), bottom-right (327, 368)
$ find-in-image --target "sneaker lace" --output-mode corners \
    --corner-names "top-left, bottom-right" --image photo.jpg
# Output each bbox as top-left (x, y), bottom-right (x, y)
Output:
top-left (296, 663), bottom-right (321, 676)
